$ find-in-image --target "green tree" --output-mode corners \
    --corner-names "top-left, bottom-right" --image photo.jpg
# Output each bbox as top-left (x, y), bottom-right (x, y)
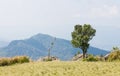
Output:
top-left (71, 24), bottom-right (96, 59)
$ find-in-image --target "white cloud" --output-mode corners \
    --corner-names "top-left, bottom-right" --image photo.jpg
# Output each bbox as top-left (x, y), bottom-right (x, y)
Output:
top-left (89, 5), bottom-right (119, 18)
top-left (72, 5), bottom-right (119, 19)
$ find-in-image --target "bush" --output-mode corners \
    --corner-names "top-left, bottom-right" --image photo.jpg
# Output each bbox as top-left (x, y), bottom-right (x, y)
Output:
top-left (43, 58), bottom-right (52, 61)
top-left (83, 54), bottom-right (99, 62)
top-left (0, 56), bottom-right (30, 66)
top-left (107, 48), bottom-right (120, 61)
top-left (11, 56), bottom-right (30, 63)
top-left (0, 58), bottom-right (10, 66)
top-left (19, 56), bottom-right (30, 63)
top-left (39, 56), bottom-right (59, 62)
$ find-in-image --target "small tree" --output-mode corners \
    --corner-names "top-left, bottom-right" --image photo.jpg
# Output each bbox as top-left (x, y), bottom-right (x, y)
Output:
top-left (48, 38), bottom-right (56, 60)
top-left (71, 24), bottom-right (96, 59)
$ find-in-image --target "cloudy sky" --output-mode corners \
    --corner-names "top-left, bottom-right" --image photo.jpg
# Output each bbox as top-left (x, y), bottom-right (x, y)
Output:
top-left (0, 0), bottom-right (120, 50)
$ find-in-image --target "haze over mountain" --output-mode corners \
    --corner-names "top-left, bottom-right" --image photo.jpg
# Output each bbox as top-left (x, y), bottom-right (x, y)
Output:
top-left (0, 33), bottom-right (109, 60)
top-left (0, 41), bottom-right (9, 48)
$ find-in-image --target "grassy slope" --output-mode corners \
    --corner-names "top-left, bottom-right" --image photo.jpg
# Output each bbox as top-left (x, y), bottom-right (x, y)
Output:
top-left (0, 61), bottom-right (120, 76)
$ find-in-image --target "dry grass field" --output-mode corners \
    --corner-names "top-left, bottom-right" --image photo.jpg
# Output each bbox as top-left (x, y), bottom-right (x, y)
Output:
top-left (0, 61), bottom-right (120, 76)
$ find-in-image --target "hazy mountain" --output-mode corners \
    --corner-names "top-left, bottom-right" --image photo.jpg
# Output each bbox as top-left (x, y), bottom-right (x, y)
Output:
top-left (0, 33), bottom-right (109, 60)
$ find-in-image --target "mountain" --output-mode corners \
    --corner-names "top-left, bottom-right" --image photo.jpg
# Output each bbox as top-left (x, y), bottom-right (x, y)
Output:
top-left (0, 33), bottom-right (109, 60)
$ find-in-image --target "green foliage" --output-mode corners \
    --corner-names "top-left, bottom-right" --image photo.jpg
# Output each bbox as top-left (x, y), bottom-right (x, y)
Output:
top-left (71, 24), bottom-right (96, 58)
top-left (107, 47), bottom-right (120, 61)
top-left (0, 56), bottom-right (30, 66)
top-left (11, 56), bottom-right (30, 64)
top-left (83, 54), bottom-right (99, 62)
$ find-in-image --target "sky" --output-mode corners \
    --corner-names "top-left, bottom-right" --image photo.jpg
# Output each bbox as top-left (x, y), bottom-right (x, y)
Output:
top-left (0, 0), bottom-right (120, 50)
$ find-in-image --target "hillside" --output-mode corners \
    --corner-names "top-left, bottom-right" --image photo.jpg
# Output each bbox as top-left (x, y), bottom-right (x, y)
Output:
top-left (0, 33), bottom-right (109, 60)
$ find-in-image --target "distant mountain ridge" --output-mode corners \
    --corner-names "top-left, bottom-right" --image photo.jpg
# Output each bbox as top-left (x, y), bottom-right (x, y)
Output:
top-left (0, 33), bottom-right (109, 60)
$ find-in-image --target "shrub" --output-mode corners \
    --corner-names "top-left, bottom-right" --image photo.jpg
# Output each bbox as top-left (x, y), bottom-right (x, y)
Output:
top-left (11, 56), bottom-right (29, 64)
top-left (10, 57), bottom-right (19, 64)
top-left (43, 58), bottom-right (52, 61)
top-left (83, 54), bottom-right (99, 62)
top-left (17, 56), bottom-right (30, 63)
top-left (107, 48), bottom-right (120, 61)
top-left (39, 56), bottom-right (59, 61)
top-left (0, 58), bottom-right (10, 66)
top-left (0, 56), bottom-right (30, 66)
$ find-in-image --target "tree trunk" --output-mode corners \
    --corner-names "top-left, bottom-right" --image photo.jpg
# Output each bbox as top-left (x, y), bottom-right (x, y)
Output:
top-left (83, 51), bottom-right (86, 59)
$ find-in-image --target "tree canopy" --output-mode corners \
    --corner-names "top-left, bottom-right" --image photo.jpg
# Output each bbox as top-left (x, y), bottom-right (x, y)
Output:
top-left (71, 24), bottom-right (96, 58)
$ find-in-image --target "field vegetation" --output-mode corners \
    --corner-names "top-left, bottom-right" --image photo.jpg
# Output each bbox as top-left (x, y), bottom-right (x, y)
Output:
top-left (0, 61), bottom-right (120, 76)
top-left (0, 56), bottom-right (29, 66)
